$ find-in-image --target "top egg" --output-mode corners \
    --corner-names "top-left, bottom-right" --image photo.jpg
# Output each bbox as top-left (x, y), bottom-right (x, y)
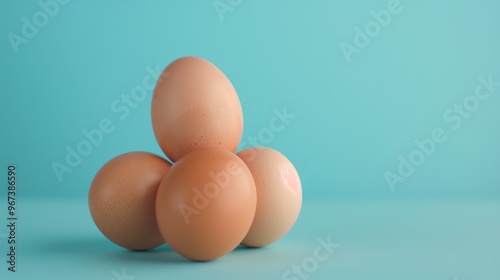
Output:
top-left (151, 56), bottom-right (243, 162)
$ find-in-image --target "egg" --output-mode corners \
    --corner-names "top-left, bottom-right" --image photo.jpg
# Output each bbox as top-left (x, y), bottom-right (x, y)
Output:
top-left (237, 147), bottom-right (302, 247)
top-left (151, 56), bottom-right (243, 162)
top-left (155, 148), bottom-right (256, 261)
top-left (88, 152), bottom-right (171, 251)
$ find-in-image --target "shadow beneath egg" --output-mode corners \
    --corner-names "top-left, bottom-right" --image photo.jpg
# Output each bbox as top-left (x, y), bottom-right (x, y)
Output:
top-left (233, 244), bottom-right (268, 251)
top-left (36, 236), bottom-right (117, 255)
top-left (37, 236), bottom-right (191, 264)
top-left (108, 244), bottom-right (194, 264)
top-left (39, 237), bottom-right (275, 264)
top-left (108, 244), bottom-right (270, 264)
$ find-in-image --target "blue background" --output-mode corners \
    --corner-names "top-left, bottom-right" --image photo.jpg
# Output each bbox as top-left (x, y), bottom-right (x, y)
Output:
top-left (1, 0), bottom-right (499, 279)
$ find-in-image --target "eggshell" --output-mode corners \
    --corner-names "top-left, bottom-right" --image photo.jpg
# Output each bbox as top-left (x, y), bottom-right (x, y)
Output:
top-left (237, 147), bottom-right (302, 247)
top-left (88, 152), bottom-right (171, 251)
top-left (156, 148), bottom-right (256, 261)
top-left (151, 56), bottom-right (243, 162)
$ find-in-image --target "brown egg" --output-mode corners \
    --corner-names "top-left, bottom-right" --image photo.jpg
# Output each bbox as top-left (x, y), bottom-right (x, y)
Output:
top-left (237, 147), bottom-right (302, 248)
top-left (156, 148), bottom-right (256, 261)
top-left (88, 152), bottom-right (171, 251)
top-left (151, 56), bottom-right (243, 162)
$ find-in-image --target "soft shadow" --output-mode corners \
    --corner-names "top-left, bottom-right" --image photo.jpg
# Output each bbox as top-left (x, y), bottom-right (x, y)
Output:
top-left (233, 244), bottom-right (267, 251)
top-left (37, 236), bottom-right (190, 264)
top-left (107, 246), bottom-right (190, 264)
top-left (36, 236), bottom-right (117, 254)
top-left (38, 237), bottom-right (280, 264)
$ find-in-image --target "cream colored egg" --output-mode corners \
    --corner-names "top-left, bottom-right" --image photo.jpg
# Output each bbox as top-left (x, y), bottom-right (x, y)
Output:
top-left (237, 147), bottom-right (302, 247)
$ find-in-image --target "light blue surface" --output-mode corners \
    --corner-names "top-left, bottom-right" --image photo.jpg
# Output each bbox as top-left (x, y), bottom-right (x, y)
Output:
top-left (1, 0), bottom-right (499, 279)
top-left (1, 198), bottom-right (500, 280)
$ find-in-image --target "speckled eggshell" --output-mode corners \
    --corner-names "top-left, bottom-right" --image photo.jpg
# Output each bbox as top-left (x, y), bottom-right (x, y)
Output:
top-left (237, 147), bottom-right (302, 248)
top-left (88, 152), bottom-right (171, 251)
top-left (151, 56), bottom-right (243, 162)
top-left (156, 148), bottom-right (256, 261)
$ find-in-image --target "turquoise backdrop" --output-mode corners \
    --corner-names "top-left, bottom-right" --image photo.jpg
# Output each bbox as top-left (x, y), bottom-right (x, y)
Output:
top-left (1, 1), bottom-right (499, 280)
top-left (2, 0), bottom-right (500, 200)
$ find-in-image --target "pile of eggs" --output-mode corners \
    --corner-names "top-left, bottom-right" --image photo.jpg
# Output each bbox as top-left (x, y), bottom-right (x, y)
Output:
top-left (88, 57), bottom-right (302, 261)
